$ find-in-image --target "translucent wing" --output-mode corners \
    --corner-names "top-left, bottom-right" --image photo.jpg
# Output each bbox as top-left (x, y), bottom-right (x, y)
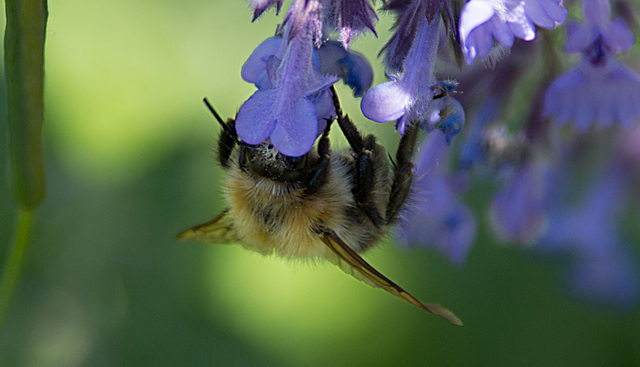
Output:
top-left (176, 208), bottom-right (240, 244)
top-left (320, 229), bottom-right (463, 326)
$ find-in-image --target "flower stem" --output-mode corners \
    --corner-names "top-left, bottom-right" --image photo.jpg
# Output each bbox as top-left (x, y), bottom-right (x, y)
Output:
top-left (0, 209), bottom-right (35, 327)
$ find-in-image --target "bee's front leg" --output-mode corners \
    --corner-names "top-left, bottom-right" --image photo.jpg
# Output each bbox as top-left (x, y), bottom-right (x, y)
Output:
top-left (217, 118), bottom-right (238, 168)
top-left (304, 119), bottom-right (332, 195)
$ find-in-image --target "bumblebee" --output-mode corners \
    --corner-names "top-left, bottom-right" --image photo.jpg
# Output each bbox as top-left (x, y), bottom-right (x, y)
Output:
top-left (178, 86), bottom-right (461, 325)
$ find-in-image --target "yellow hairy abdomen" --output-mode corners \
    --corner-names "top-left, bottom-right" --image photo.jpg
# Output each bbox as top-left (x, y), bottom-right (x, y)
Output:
top-left (224, 165), bottom-right (353, 258)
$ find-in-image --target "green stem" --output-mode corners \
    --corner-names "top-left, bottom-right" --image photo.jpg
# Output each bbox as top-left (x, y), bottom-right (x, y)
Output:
top-left (2, 0), bottom-right (47, 330)
top-left (5, 0), bottom-right (49, 209)
top-left (0, 209), bottom-right (35, 326)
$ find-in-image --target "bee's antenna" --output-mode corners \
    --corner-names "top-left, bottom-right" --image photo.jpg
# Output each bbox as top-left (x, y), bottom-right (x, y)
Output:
top-left (203, 97), bottom-right (226, 129)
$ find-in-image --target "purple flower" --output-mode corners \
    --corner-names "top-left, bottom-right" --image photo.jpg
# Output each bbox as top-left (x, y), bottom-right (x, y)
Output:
top-left (284, 0), bottom-right (324, 43)
top-left (459, 0), bottom-right (567, 63)
top-left (434, 96), bottom-right (466, 143)
top-left (316, 40), bottom-right (374, 96)
top-left (541, 169), bottom-right (623, 254)
top-left (544, 1), bottom-right (640, 129)
top-left (250, 0), bottom-right (284, 21)
top-left (490, 159), bottom-right (549, 243)
top-left (360, 17), bottom-right (441, 132)
top-left (381, 0), bottom-right (454, 73)
top-left (324, 0), bottom-right (378, 48)
top-left (539, 167), bottom-right (639, 307)
top-left (544, 58), bottom-right (640, 129)
top-left (568, 248), bottom-right (640, 309)
top-left (566, 0), bottom-right (634, 54)
top-left (411, 88), bottom-right (466, 142)
top-left (398, 133), bottom-right (476, 264)
top-left (236, 2), bottom-right (339, 157)
top-left (241, 36), bottom-right (286, 90)
top-left (242, 37), bottom-right (374, 97)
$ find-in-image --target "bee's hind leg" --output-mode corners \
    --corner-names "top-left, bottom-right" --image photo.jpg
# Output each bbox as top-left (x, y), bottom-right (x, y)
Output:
top-left (385, 120), bottom-right (419, 224)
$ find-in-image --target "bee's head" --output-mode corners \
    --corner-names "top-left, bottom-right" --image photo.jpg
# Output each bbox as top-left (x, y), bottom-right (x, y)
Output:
top-left (243, 141), bottom-right (312, 182)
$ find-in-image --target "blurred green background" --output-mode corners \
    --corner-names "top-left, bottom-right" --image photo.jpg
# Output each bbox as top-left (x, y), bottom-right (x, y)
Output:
top-left (1, 1), bottom-right (639, 366)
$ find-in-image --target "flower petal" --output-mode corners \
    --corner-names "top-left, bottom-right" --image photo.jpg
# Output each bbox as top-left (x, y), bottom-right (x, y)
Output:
top-left (491, 17), bottom-right (516, 47)
top-left (466, 24), bottom-right (495, 61)
top-left (339, 51), bottom-right (374, 97)
top-left (573, 85), bottom-right (595, 130)
top-left (564, 21), bottom-right (595, 53)
top-left (308, 88), bottom-right (336, 134)
top-left (582, 0), bottom-right (611, 27)
top-left (538, 0), bottom-right (568, 23)
top-left (459, 1), bottom-right (495, 41)
top-left (490, 162), bottom-right (548, 243)
top-left (507, 13), bottom-right (536, 41)
top-left (241, 36), bottom-right (284, 84)
top-left (270, 97), bottom-right (318, 157)
top-left (236, 89), bottom-right (278, 145)
top-left (361, 81), bottom-right (411, 122)
top-left (524, 0), bottom-right (555, 28)
top-left (602, 18), bottom-right (635, 52)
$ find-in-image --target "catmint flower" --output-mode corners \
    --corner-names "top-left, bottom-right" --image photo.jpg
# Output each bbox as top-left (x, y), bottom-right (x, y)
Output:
top-left (413, 87), bottom-right (466, 142)
top-left (544, 0), bottom-right (640, 129)
top-left (541, 167), bottom-right (623, 255)
top-left (381, 0), bottom-right (455, 73)
top-left (490, 159), bottom-right (549, 243)
top-left (398, 133), bottom-right (476, 264)
top-left (241, 36), bottom-right (285, 90)
top-left (361, 16), bottom-right (443, 133)
top-left (316, 40), bottom-right (374, 96)
top-left (459, 0), bottom-right (567, 63)
top-left (565, 0), bottom-right (634, 53)
top-left (568, 248), bottom-right (640, 309)
top-left (240, 36), bottom-right (338, 135)
top-left (539, 167), bottom-right (639, 307)
top-left (285, 0), bottom-right (324, 43)
top-left (544, 57), bottom-right (640, 129)
top-left (433, 96), bottom-right (466, 143)
top-left (250, 0), bottom-right (284, 21)
top-left (236, 1), bottom-right (339, 157)
top-left (243, 37), bottom-right (373, 96)
top-left (324, 0), bottom-right (378, 48)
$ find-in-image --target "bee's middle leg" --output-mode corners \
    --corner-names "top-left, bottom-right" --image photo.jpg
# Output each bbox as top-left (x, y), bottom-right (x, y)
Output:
top-left (329, 85), bottom-right (387, 226)
top-left (355, 136), bottom-right (387, 227)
